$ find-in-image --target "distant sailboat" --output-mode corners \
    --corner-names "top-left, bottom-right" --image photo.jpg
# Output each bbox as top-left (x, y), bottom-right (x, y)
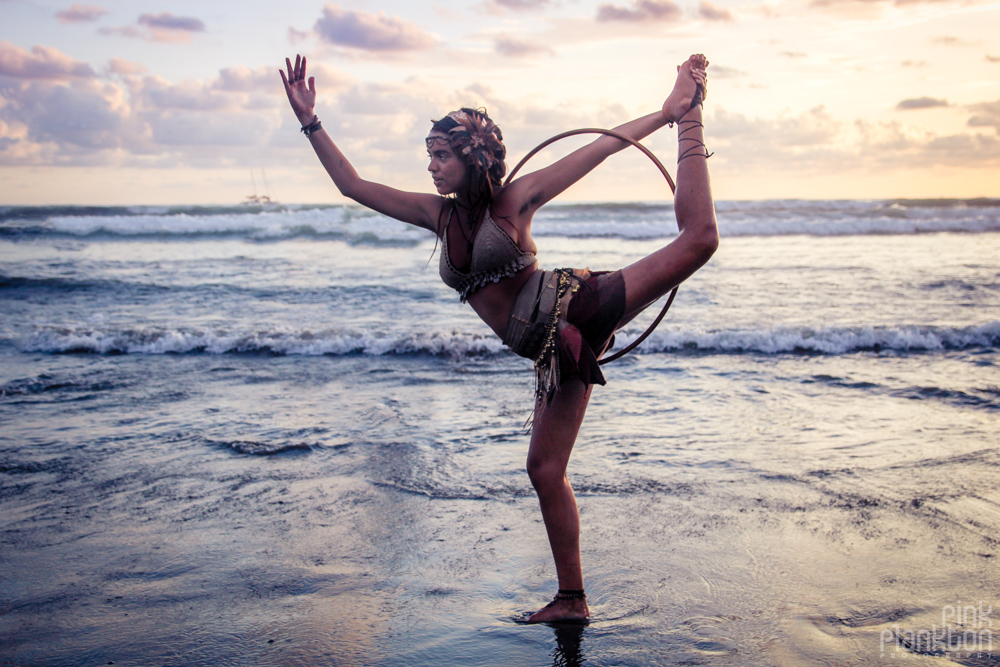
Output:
top-left (244, 169), bottom-right (278, 207)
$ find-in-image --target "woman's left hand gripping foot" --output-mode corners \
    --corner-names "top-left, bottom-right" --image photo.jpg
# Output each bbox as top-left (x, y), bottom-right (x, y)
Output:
top-left (661, 53), bottom-right (709, 125)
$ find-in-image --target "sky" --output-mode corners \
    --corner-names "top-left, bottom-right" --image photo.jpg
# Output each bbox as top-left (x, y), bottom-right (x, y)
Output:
top-left (1, 0), bottom-right (998, 205)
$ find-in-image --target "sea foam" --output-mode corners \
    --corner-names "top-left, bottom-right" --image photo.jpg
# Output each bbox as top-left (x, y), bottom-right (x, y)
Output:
top-left (20, 321), bottom-right (999, 357)
top-left (2, 199), bottom-right (998, 243)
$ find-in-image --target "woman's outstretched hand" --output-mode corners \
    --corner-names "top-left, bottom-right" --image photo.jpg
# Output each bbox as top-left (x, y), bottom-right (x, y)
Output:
top-left (280, 54), bottom-right (316, 126)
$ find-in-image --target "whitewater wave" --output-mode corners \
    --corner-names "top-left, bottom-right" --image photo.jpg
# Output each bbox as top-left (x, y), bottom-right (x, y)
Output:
top-left (19, 326), bottom-right (509, 357)
top-left (17, 321), bottom-right (999, 357)
top-left (2, 199), bottom-right (997, 242)
top-left (0, 205), bottom-right (427, 245)
top-left (635, 321), bottom-right (1000, 354)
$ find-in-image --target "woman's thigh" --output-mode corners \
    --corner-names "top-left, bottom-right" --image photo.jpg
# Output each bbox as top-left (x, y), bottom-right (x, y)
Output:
top-left (619, 236), bottom-right (710, 322)
top-left (527, 378), bottom-right (592, 471)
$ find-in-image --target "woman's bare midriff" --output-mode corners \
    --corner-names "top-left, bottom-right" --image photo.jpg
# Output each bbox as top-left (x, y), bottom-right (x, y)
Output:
top-left (465, 263), bottom-right (540, 339)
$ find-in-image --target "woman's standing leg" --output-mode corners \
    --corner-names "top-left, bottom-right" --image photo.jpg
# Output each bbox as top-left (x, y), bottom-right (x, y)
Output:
top-left (525, 377), bottom-right (592, 623)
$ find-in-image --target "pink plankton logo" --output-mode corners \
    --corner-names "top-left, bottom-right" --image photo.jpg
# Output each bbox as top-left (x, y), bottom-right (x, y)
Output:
top-left (881, 602), bottom-right (993, 659)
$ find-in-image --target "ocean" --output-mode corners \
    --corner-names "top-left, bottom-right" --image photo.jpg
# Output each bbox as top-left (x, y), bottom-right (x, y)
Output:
top-left (1, 199), bottom-right (998, 666)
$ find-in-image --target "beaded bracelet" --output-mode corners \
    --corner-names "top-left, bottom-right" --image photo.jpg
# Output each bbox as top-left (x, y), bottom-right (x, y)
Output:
top-left (300, 116), bottom-right (322, 136)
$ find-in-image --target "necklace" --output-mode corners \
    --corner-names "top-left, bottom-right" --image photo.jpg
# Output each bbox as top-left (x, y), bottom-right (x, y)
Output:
top-left (453, 201), bottom-right (480, 255)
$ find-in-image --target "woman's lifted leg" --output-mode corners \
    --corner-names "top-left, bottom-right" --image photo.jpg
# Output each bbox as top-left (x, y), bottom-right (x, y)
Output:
top-left (622, 55), bottom-right (719, 320)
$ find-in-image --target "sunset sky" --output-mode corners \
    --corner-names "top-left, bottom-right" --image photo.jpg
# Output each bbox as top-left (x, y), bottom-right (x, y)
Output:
top-left (2, 0), bottom-right (998, 205)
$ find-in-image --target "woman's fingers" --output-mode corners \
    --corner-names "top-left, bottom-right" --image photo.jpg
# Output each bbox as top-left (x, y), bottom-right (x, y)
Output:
top-left (281, 55), bottom-right (313, 89)
top-left (280, 55), bottom-right (309, 84)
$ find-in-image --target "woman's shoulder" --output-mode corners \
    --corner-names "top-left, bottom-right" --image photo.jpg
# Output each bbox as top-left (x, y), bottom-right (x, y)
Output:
top-left (492, 183), bottom-right (532, 222)
top-left (489, 188), bottom-right (537, 251)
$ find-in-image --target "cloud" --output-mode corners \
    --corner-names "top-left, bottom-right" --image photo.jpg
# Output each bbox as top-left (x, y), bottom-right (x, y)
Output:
top-left (145, 109), bottom-right (272, 148)
top-left (138, 13), bottom-right (206, 33)
top-left (98, 26), bottom-right (143, 39)
top-left (213, 63), bottom-right (351, 95)
top-left (336, 81), bottom-right (437, 116)
top-left (780, 51), bottom-right (807, 58)
top-left (698, 1), bottom-right (733, 21)
top-left (213, 66), bottom-right (279, 93)
top-left (596, 0), bottom-right (682, 22)
top-left (313, 5), bottom-right (436, 52)
top-left (919, 132), bottom-right (999, 164)
top-left (108, 58), bottom-right (146, 76)
top-left (493, 0), bottom-right (551, 8)
top-left (136, 76), bottom-right (233, 112)
top-left (494, 35), bottom-right (555, 58)
top-left (288, 27), bottom-right (312, 44)
top-left (812, 0), bottom-right (974, 6)
top-left (709, 65), bottom-right (747, 79)
top-left (99, 13), bottom-right (206, 43)
top-left (56, 4), bottom-right (107, 24)
top-left (807, 0), bottom-right (988, 20)
top-left (1, 79), bottom-right (125, 152)
top-left (896, 97), bottom-right (948, 110)
top-left (710, 105), bottom-right (1000, 174)
top-left (932, 36), bottom-right (971, 47)
top-left (0, 41), bottom-right (95, 80)
top-left (967, 100), bottom-right (1000, 133)
top-left (0, 61), bottom-right (325, 167)
top-left (987, 55), bottom-right (1000, 63)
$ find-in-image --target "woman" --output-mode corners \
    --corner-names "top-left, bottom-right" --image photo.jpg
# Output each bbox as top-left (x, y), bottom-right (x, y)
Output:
top-left (281, 53), bottom-right (718, 624)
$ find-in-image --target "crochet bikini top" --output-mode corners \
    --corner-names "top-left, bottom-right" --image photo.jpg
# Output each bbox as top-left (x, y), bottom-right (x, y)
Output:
top-left (439, 207), bottom-right (537, 302)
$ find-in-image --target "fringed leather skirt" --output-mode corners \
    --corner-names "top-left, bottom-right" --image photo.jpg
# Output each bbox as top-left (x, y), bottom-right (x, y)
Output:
top-left (502, 268), bottom-right (627, 406)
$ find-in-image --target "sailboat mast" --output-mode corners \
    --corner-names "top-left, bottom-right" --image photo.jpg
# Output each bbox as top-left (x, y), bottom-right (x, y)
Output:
top-left (261, 170), bottom-right (273, 201)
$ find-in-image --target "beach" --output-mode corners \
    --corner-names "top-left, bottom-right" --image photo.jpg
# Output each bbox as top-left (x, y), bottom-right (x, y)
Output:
top-left (1, 200), bottom-right (998, 666)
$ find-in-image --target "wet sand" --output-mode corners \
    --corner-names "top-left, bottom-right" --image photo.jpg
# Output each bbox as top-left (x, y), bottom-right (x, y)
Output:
top-left (2, 355), bottom-right (998, 666)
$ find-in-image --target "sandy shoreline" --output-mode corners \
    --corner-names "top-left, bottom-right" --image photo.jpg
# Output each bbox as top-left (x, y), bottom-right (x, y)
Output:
top-left (3, 429), bottom-right (997, 666)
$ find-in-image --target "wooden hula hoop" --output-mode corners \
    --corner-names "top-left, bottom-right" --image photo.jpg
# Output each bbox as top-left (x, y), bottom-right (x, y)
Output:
top-left (502, 128), bottom-right (678, 365)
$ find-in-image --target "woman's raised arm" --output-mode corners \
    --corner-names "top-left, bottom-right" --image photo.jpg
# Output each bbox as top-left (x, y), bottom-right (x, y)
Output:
top-left (501, 57), bottom-right (707, 221)
top-left (280, 55), bottom-right (442, 233)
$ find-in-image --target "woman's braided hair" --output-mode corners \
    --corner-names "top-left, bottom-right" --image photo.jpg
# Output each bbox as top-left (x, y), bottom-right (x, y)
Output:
top-left (430, 108), bottom-right (507, 202)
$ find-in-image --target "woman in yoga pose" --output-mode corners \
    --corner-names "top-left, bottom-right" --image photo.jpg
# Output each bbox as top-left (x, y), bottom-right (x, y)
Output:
top-left (281, 53), bottom-right (718, 624)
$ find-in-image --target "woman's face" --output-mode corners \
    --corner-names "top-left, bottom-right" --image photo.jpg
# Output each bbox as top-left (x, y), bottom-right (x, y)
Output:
top-left (426, 132), bottom-right (469, 196)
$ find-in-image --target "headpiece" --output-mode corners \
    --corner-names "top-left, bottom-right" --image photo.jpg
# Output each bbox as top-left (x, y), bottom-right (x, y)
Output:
top-left (429, 108), bottom-right (507, 189)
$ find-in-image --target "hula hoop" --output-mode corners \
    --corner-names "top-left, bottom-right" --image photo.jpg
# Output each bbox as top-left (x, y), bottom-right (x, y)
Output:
top-left (503, 128), bottom-right (678, 365)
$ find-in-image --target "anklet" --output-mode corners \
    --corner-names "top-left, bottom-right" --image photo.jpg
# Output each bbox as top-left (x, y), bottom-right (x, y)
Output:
top-left (541, 589), bottom-right (587, 609)
top-left (677, 120), bottom-right (713, 162)
top-left (679, 142), bottom-right (713, 162)
top-left (678, 119), bottom-right (703, 137)
top-left (555, 589), bottom-right (587, 600)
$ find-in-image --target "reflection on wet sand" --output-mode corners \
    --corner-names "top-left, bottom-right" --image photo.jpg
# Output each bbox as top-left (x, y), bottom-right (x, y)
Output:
top-left (551, 624), bottom-right (586, 666)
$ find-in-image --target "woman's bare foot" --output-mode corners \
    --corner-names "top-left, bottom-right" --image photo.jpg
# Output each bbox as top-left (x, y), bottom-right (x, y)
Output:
top-left (662, 54), bottom-right (709, 124)
top-left (526, 595), bottom-right (590, 624)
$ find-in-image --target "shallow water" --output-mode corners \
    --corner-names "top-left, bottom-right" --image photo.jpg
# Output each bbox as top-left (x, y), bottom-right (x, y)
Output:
top-left (2, 202), bottom-right (999, 665)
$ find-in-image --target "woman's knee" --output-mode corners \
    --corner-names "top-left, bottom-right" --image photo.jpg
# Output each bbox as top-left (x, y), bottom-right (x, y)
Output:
top-left (526, 453), bottom-right (567, 491)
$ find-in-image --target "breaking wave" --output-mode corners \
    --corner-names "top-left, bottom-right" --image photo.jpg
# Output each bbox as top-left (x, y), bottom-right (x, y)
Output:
top-left (16, 321), bottom-right (999, 357)
top-left (2, 199), bottom-right (997, 242)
